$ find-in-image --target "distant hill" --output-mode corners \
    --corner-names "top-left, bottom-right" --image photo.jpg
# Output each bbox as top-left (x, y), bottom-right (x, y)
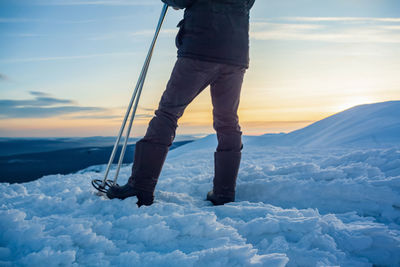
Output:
top-left (0, 140), bottom-right (193, 183)
top-left (0, 134), bottom-right (204, 157)
top-left (248, 101), bottom-right (400, 148)
top-left (0, 137), bottom-right (122, 157)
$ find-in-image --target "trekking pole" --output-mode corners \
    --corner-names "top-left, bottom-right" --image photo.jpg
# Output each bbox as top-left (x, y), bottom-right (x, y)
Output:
top-left (112, 4), bottom-right (168, 185)
top-left (112, 59), bottom-right (150, 185)
top-left (91, 4), bottom-right (169, 193)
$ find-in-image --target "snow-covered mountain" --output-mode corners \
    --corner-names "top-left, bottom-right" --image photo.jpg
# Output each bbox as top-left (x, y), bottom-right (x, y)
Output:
top-left (249, 101), bottom-right (400, 147)
top-left (1, 101), bottom-right (400, 266)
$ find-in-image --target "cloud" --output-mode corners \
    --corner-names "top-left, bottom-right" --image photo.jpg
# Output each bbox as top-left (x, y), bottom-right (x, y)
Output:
top-left (130, 29), bottom-right (176, 37)
top-left (87, 28), bottom-right (176, 41)
top-left (29, 91), bottom-right (49, 97)
top-left (250, 17), bottom-right (400, 43)
top-left (0, 52), bottom-right (137, 63)
top-left (69, 113), bottom-right (152, 120)
top-left (0, 91), bottom-right (105, 119)
top-left (0, 17), bottom-right (102, 24)
top-left (282, 17), bottom-right (400, 23)
top-left (382, 25), bottom-right (400, 30)
top-left (132, 114), bottom-right (153, 119)
top-left (0, 18), bottom-right (43, 23)
top-left (70, 114), bottom-right (121, 120)
top-left (2, 33), bottom-right (46, 38)
top-left (0, 73), bottom-right (9, 81)
top-left (71, 112), bottom-right (153, 121)
top-left (36, 0), bottom-right (158, 6)
top-left (252, 22), bottom-right (324, 30)
top-left (138, 105), bottom-right (155, 112)
top-left (0, 16), bottom-right (142, 25)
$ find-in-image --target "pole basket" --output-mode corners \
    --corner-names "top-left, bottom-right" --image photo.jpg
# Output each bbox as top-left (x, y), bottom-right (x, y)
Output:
top-left (91, 179), bottom-right (114, 193)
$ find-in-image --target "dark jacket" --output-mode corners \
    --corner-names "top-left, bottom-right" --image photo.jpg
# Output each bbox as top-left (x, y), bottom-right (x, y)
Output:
top-left (161, 0), bottom-right (255, 68)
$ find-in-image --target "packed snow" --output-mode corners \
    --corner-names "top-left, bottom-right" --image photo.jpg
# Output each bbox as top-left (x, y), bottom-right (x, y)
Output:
top-left (1, 101), bottom-right (400, 266)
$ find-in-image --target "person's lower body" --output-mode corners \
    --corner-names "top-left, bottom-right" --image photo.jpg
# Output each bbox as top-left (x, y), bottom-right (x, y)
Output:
top-left (107, 57), bottom-right (246, 206)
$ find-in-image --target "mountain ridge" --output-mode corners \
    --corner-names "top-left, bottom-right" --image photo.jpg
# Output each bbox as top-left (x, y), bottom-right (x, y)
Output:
top-left (246, 100), bottom-right (400, 147)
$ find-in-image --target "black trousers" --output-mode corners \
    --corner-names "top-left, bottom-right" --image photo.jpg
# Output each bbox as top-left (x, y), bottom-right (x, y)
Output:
top-left (141, 57), bottom-right (246, 152)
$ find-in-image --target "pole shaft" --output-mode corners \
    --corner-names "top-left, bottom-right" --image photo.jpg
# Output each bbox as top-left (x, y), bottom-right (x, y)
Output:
top-left (111, 4), bottom-right (169, 185)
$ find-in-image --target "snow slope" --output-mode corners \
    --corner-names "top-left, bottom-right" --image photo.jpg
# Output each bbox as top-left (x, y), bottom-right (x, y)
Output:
top-left (248, 101), bottom-right (400, 147)
top-left (1, 101), bottom-right (400, 266)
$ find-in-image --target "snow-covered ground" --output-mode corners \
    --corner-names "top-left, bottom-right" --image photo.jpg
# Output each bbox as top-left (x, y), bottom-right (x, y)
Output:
top-left (1, 101), bottom-right (400, 266)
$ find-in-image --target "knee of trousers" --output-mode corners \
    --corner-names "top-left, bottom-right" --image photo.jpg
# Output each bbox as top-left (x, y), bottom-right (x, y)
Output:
top-left (143, 112), bottom-right (178, 147)
top-left (216, 130), bottom-right (243, 152)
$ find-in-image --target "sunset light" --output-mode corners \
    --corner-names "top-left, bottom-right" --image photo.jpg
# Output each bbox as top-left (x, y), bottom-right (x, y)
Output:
top-left (1, 0), bottom-right (399, 137)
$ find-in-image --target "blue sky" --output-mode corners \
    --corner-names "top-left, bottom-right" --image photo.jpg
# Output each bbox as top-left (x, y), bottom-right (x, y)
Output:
top-left (1, 0), bottom-right (399, 137)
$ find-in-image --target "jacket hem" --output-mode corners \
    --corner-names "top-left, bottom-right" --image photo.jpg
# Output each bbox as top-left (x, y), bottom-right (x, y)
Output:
top-left (177, 53), bottom-right (249, 69)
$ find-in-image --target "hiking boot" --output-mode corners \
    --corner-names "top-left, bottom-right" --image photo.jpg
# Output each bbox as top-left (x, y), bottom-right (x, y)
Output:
top-left (206, 151), bottom-right (241, 205)
top-left (107, 183), bottom-right (154, 206)
top-left (206, 190), bottom-right (235, 205)
top-left (106, 140), bottom-right (168, 206)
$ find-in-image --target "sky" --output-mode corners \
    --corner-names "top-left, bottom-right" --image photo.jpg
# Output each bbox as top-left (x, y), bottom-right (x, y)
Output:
top-left (0, 0), bottom-right (399, 137)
